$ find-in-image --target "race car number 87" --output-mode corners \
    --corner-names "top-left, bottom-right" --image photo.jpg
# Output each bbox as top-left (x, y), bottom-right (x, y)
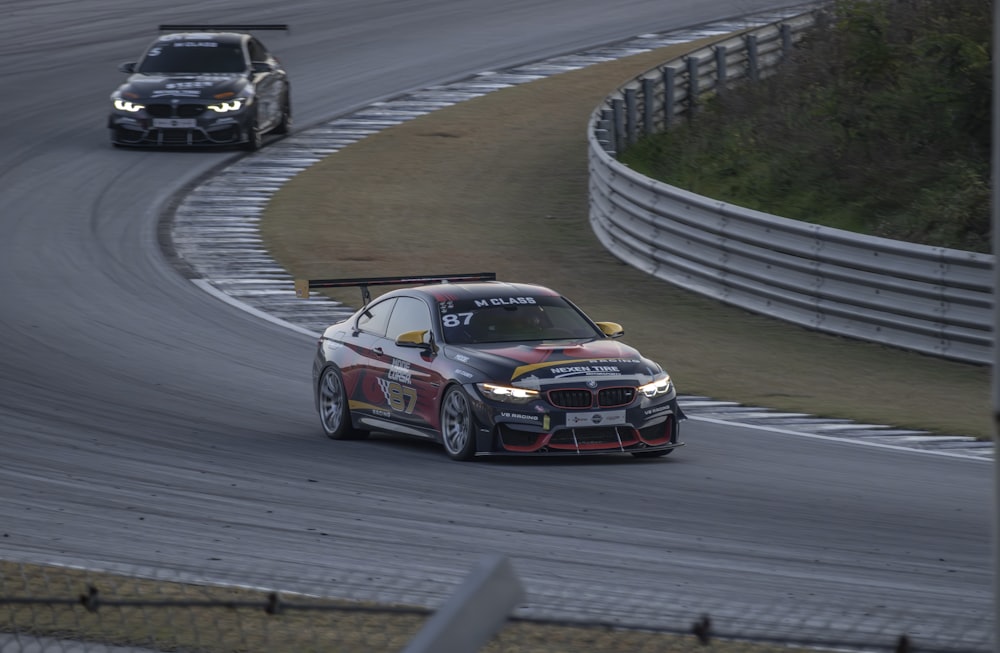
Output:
top-left (442, 313), bottom-right (473, 327)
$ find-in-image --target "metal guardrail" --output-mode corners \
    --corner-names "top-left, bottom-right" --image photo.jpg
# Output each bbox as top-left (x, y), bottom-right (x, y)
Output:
top-left (587, 10), bottom-right (993, 365)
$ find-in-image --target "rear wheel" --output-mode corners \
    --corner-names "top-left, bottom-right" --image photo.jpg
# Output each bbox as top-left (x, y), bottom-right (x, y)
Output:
top-left (440, 387), bottom-right (476, 461)
top-left (318, 366), bottom-right (367, 440)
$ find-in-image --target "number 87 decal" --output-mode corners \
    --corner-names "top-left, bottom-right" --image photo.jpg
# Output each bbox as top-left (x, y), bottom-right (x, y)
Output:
top-left (377, 378), bottom-right (418, 413)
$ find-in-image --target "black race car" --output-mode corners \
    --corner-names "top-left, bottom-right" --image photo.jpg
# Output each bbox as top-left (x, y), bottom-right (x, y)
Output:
top-left (297, 273), bottom-right (685, 461)
top-left (109, 25), bottom-right (291, 149)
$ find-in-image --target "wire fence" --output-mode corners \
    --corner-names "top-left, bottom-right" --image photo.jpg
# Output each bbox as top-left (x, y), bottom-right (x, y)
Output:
top-left (1, 560), bottom-right (988, 653)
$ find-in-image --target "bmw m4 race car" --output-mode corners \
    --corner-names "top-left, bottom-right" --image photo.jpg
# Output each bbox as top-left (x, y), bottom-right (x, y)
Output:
top-left (297, 273), bottom-right (685, 461)
top-left (108, 25), bottom-right (291, 149)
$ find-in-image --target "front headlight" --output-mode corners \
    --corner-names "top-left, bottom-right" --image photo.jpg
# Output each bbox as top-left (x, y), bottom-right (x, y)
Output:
top-left (207, 99), bottom-right (245, 113)
top-left (113, 99), bottom-right (145, 112)
top-left (638, 374), bottom-right (672, 398)
top-left (476, 382), bottom-right (539, 404)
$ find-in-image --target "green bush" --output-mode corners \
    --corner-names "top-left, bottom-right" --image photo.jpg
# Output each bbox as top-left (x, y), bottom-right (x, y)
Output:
top-left (619, 0), bottom-right (992, 252)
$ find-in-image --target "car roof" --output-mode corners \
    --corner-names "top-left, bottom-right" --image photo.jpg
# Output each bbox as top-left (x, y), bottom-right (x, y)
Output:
top-left (155, 32), bottom-right (246, 46)
top-left (395, 281), bottom-right (562, 303)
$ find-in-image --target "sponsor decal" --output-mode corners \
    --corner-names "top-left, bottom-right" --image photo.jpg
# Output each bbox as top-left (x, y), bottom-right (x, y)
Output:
top-left (473, 297), bottom-right (537, 307)
top-left (549, 364), bottom-right (622, 377)
top-left (387, 358), bottom-right (412, 384)
top-left (565, 411), bottom-right (627, 427)
top-left (499, 411), bottom-right (540, 422)
top-left (454, 369), bottom-right (473, 379)
top-left (165, 81), bottom-right (217, 89)
top-left (644, 404), bottom-right (674, 417)
top-left (373, 409), bottom-right (392, 419)
top-left (172, 41), bottom-right (220, 48)
top-left (454, 354), bottom-right (470, 363)
top-left (151, 89), bottom-right (202, 98)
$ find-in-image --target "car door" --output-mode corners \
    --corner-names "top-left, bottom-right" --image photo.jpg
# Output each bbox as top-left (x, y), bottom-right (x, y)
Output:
top-left (347, 298), bottom-right (397, 420)
top-left (376, 296), bottom-right (445, 432)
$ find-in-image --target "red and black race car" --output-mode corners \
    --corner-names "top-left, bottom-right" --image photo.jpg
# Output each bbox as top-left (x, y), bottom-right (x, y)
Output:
top-left (298, 273), bottom-right (685, 461)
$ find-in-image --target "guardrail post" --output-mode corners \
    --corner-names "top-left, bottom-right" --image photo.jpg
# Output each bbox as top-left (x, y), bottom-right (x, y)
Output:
top-left (642, 77), bottom-right (656, 135)
top-left (611, 97), bottom-right (624, 155)
top-left (596, 108), bottom-right (614, 153)
top-left (624, 87), bottom-right (638, 146)
top-left (685, 56), bottom-right (700, 115)
top-left (714, 45), bottom-right (727, 92)
top-left (663, 66), bottom-right (676, 129)
top-left (780, 23), bottom-right (792, 55)
top-left (745, 34), bottom-right (759, 82)
top-left (401, 555), bottom-right (525, 653)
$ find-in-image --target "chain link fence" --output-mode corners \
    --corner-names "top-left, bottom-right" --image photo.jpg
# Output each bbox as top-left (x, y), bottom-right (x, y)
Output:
top-left (4, 559), bottom-right (988, 653)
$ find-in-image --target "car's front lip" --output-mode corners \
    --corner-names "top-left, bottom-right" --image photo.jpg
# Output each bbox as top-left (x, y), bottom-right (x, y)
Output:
top-left (109, 107), bottom-right (250, 146)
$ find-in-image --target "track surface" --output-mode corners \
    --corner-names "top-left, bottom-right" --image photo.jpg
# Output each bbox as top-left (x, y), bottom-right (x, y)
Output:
top-left (0, 1), bottom-right (992, 650)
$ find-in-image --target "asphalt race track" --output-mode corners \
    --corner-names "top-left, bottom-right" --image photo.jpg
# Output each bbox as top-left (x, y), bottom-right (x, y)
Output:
top-left (0, 1), bottom-right (992, 650)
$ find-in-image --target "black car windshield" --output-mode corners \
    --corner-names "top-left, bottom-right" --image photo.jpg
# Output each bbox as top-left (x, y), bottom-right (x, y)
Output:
top-left (138, 41), bottom-right (247, 74)
top-left (439, 296), bottom-right (601, 344)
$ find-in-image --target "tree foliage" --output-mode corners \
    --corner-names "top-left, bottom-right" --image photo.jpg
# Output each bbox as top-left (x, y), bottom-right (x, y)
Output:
top-left (620, 0), bottom-right (992, 252)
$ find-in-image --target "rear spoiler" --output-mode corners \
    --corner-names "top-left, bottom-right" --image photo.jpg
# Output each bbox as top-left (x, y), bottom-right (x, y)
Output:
top-left (158, 24), bottom-right (290, 32)
top-left (295, 272), bottom-right (496, 306)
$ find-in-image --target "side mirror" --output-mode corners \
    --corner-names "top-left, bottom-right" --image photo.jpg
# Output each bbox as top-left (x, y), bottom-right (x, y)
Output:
top-left (251, 61), bottom-right (274, 74)
top-left (119, 62), bottom-right (137, 73)
top-left (396, 330), bottom-right (436, 352)
top-left (594, 321), bottom-right (624, 338)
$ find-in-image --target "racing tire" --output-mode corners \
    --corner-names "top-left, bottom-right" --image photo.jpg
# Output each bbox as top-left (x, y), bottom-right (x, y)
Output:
top-left (272, 92), bottom-right (291, 136)
top-left (242, 112), bottom-right (262, 151)
top-left (631, 448), bottom-right (674, 459)
top-left (440, 386), bottom-right (476, 461)
top-left (317, 366), bottom-right (367, 440)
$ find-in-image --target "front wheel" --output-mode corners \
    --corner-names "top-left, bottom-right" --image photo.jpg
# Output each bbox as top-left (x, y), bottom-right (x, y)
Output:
top-left (440, 387), bottom-right (476, 461)
top-left (272, 92), bottom-right (291, 135)
top-left (242, 112), bottom-right (262, 151)
top-left (317, 366), bottom-right (367, 440)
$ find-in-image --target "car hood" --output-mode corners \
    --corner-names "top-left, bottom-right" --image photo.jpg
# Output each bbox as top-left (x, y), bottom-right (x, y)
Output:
top-left (116, 74), bottom-right (249, 101)
top-left (448, 339), bottom-right (659, 385)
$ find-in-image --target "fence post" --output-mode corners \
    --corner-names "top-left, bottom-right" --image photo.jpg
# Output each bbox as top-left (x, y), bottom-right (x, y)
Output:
top-left (745, 34), bottom-right (759, 82)
top-left (685, 56), bottom-right (700, 115)
top-left (642, 77), bottom-right (655, 135)
top-left (663, 66), bottom-right (676, 129)
top-left (611, 97), bottom-right (625, 154)
top-left (401, 555), bottom-right (525, 653)
top-left (624, 87), bottom-right (638, 146)
top-left (714, 45), bottom-right (727, 93)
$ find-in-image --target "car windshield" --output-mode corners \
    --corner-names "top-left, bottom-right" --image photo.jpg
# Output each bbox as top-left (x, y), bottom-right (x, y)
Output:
top-left (138, 40), bottom-right (247, 74)
top-left (439, 296), bottom-right (600, 344)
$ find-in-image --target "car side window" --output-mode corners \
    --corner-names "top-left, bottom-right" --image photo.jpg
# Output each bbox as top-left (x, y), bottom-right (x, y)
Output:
top-left (248, 38), bottom-right (268, 63)
top-left (356, 299), bottom-right (396, 337)
top-left (386, 297), bottom-right (433, 341)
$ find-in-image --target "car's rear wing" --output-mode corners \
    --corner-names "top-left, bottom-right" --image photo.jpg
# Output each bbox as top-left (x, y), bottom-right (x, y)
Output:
top-left (295, 273), bottom-right (497, 306)
top-left (158, 24), bottom-right (290, 32)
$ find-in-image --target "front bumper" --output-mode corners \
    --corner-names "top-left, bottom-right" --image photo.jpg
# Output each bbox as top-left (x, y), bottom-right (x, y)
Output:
top-left (109, 112), bottom-right (250, 147)
top-left (469, 385), bottom-right (686, 456)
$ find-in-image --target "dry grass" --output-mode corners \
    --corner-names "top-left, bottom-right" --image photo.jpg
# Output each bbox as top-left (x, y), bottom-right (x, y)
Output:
top-left (260, 39), bottom-right (990, 439)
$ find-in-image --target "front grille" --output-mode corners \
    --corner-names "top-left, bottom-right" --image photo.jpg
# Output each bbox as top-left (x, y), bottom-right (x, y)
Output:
top-left (177, 104), bottom-right (205, 118)
top-left (144, 104), bottom-right (205, 118)
top-left (598, 387), bottom-right (636, 407)
top-left (548, 389), bottom-right (592, 408)
top-left (547, 386), bottom-right (637, 409)
top-left (145, 104), bottom-right (173, 118)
